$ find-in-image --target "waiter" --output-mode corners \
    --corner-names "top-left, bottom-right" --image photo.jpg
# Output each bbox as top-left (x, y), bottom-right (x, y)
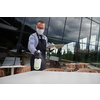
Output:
top-left (28, 20), bottom-right (48, 71)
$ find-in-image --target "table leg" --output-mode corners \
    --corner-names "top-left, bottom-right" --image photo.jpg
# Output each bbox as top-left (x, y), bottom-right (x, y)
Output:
top-left (11, 68), bottom-right (14, 75)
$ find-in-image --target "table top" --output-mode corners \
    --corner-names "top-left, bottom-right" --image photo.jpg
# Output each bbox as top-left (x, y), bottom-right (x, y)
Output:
top-left (0, 71), bottom-right (100, 84)
top-left (0, 65), bottom-right (25, 68)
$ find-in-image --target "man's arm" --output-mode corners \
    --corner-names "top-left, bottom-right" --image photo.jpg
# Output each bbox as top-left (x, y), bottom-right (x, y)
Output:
top-left (28, 34), bottom-right (37, 55)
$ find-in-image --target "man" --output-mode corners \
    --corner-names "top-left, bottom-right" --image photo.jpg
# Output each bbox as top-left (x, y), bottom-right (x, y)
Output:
top-left (28, 20), bottom-right (48, 71)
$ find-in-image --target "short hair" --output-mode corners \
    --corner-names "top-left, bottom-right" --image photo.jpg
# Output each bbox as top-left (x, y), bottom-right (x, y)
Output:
top-left (37, 20), bottom-right (45, 24)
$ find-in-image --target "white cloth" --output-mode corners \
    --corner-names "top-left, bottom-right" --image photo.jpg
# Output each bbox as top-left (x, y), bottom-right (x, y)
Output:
top-left (28, 32), bottom-right (48, 55)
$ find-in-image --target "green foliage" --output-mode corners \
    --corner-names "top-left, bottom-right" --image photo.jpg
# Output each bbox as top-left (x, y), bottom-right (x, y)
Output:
top-left (50, 52), bottom-right (57, 56)
top-left (61, 50), bottom-right (74, 61)
top-left (60, 49), bottom-right (100, 63)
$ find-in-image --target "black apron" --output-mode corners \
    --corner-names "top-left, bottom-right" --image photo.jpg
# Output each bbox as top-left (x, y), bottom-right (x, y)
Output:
top-left (30, 33), bottom-right (46, 71)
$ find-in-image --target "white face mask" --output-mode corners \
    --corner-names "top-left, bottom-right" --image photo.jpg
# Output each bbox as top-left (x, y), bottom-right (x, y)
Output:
top-left (36, 28), bottom-right (44, 35)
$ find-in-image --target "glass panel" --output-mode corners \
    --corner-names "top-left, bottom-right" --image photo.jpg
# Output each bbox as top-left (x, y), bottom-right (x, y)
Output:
top-left (48, 17), bottom-right (65, 38)
top-left (24, 17), bottom-right (49, 35)
top-left (89, 22), bottom-right (99, 51)
top-left (0, 17), bottom-right (24, 31)
top-left (80, 18), bottom-right (91, 44)
top-left (93, 17), bottom-right (100, 23)
top-left (98, 39), bottom-right (100, 47)
top-left (89, 22), bottom-right (99, 63)
top-left (48, 37), bottom-right (63, 44)
top-left (80, 38), bottom-right (87, 50)
top-left (98, 46), bottom-right (100, 51)
top-left (98, 45), bottom-right (100, 62)
top-left (78, 18), bottom-right (91, 62)
top-left (79, 42), bottom-right (88, 62)
top-left (98, 34), bottom-right (100, 53)
top-left (61, 42), bottom-right (75, 61)
top-left (67, 42), bottom-right (75, 54)
top-left (64, 17), bottom-right (81, 42)
top-left (89, 35), bottom-right (96, 51)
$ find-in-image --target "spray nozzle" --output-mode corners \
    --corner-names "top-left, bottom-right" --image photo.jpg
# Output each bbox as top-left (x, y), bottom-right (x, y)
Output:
top-left (37, 50), bottom-right (41, 54)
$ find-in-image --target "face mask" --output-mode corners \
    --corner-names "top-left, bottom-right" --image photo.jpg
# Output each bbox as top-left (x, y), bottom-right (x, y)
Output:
top-left (36, 28), bottom-right (44, 35)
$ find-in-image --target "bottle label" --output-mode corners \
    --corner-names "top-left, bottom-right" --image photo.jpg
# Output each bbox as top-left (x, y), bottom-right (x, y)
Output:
top-left (34, 59), bottom-right (41, 70)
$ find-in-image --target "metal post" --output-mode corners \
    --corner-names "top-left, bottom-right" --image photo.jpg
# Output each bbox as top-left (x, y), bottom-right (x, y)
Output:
top-left (76, 17), bottom-right (83, 62)
top-left (62, 17), bottom-right (67, 42)
top-left (46, 17), bottom-right (50, 36)
top-left (88, 17), bottom-right (92, 62)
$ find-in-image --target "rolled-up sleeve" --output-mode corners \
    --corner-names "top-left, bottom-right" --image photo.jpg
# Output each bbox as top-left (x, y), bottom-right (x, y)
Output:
top-left (28, 34), bottom-right (37, 55)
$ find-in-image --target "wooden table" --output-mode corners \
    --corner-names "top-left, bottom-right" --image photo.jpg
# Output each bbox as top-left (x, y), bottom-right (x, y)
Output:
top-left (0, 71), bottom-right (100, 84)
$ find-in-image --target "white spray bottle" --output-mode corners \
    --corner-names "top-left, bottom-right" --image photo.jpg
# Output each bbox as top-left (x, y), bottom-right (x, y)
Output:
top-left (34, 50), bottom-right (42, 70)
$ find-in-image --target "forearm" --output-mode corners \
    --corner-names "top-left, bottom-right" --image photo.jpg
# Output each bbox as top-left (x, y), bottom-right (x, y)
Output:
top-left (28, 34), bottom-right (37, 55)
top-left (28, 45), bottom-right (37, 55)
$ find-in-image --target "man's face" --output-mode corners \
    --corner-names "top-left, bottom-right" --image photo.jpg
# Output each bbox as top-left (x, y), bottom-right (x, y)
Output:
top-left (36, 22), bottom-right (45, 30)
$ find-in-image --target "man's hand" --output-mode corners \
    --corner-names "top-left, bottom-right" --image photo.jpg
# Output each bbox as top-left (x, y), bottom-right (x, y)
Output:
top-left (46, 48), bottom-right (54, 53)
top-left (34, 51), bottom-right (42, 59)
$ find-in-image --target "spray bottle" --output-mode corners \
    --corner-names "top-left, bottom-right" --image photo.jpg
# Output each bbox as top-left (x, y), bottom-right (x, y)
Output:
top-left (34, 50), bottom-right (42, 70)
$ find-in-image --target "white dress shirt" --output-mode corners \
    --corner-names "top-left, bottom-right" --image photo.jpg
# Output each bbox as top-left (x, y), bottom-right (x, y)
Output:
top-left (28, 32), bottom-right (48, 55)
